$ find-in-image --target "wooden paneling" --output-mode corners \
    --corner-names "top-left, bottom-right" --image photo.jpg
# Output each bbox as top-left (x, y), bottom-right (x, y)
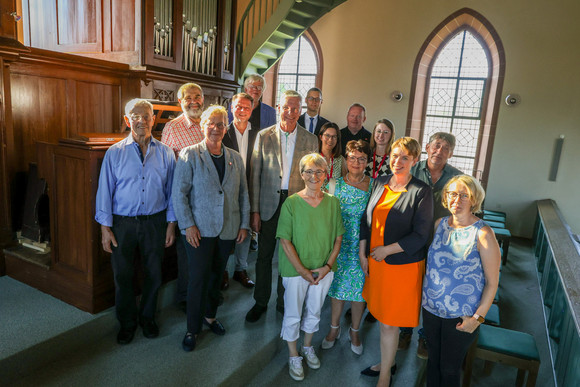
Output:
top-left (10, 73), bottom-right (67, 171)
top-left (53, 153), bottom-right (89, 273)
top-left (111, 0), bottom-right (136, 52)
top-left (74, 81), bottom-right (122, 134)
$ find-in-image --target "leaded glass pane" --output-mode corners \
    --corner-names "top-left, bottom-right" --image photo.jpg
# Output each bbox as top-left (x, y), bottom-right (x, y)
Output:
top-left (276, 36), bottom-right (318, 107)
top-left (426, 78), bottom-right (456, 116)
top-left (278, 43), bottom-right (299, 73)
top-left (451, 118), bottom-right (481, 158)
top-left (297, 39), bottom-right (317, 73)
top-left (455, 79), bottom-right (485, 118)
top-left (431, 33), bottom-right (463, 77)
top-left (450, 156), bottom-right (475, 175)
top-left (459, 33), bottom-right (489, 78)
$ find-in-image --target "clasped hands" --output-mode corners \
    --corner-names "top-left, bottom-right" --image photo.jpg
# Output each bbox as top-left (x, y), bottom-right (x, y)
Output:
top-left (298, 265), bottom-right (331, 285)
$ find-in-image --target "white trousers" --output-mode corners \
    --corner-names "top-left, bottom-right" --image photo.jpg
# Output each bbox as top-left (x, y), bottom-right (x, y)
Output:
top-left (280, 272), bottom-right (334, 342)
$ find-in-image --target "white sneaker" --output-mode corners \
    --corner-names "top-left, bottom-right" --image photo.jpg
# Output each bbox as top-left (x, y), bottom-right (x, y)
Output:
top-left (301, 346), bottom-right (321, 369)
top-left (289, 356), bottom-right (304, 381)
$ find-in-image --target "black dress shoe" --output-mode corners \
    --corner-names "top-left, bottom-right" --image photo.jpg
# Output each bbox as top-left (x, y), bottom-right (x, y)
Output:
top-left (360, 364), bottom-right (397, 377)
top-left (245, 304), bottom-right (267, 323)
top-left (182, 332), bottom-right (196, 352)
top-left (117, 326), bottom-right (137, 345)
top-left (233, 270), bottom-right (255, 288)
top-left (204, 318), bottom-right (226, 335)
top-left (140, 319), bottom-right (159, 338)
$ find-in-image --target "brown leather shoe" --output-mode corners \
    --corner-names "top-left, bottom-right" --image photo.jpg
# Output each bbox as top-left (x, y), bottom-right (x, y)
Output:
top-left (221, 271), bottom-right (229, 290)
top-left (233, 270), bottom-right (255, 288)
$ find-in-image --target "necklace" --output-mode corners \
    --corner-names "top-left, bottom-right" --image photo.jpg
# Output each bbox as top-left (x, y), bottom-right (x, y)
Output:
top-left (389, 175), bottom-right (411, 190)
top-left (210, 147), bottom-right (224, 158)
top-left (345, 172), bottom-right (365, 185)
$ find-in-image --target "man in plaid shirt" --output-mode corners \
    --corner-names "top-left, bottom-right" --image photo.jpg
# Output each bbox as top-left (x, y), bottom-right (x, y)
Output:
top-left (162, 83), bottom-right (205, 157)
top-left (162, 82), bottom-right (205, 311)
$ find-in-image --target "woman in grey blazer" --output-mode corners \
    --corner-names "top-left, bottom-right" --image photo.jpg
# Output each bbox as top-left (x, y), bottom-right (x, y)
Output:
top-left (172, 105), bottom-right (250, 352)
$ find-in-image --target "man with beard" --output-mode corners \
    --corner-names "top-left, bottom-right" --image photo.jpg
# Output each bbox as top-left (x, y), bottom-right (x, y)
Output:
top-left (162, 83), bottom-right (205, 157)
top-left (162, 83), bottom-right (205, 310)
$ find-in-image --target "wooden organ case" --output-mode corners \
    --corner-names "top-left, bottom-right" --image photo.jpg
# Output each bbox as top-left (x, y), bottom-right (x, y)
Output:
top-left (1, 1), bottom-right (239, 313)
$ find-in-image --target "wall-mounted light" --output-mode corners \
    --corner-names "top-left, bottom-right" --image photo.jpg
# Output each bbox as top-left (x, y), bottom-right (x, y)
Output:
top-left (505, 94), bottom-right (521, 107)
top-left (391, 91), bottom-right (404, 102)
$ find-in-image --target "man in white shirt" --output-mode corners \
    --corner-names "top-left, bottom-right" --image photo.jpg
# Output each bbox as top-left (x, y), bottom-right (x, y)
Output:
top-left (297, 87), bottom-right (329, 136)
top-left (245, 90), bottom-right (318, 322)
top-left (222, 93), bottom-right (258, 289)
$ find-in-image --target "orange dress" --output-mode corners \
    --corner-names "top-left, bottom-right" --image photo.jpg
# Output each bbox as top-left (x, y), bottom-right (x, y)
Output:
top-left (362, 185), bottom-right (425, 327)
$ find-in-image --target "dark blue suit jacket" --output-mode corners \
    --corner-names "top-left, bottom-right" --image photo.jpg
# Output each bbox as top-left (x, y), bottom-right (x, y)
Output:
top-left (298, 113), bottom-right (329, 136)
top-left (228, 101), bottom-right (277, 131)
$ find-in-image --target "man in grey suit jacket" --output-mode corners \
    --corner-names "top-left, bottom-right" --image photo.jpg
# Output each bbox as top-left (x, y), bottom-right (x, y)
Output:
top-left (222, 92), bottom-right (258, 289)
top-left (245, 90), bottom-right (319, 323)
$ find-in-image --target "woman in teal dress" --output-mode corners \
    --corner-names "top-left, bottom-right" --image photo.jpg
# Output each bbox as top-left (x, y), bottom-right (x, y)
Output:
top-left (322, 140), bottom-right (373, 355)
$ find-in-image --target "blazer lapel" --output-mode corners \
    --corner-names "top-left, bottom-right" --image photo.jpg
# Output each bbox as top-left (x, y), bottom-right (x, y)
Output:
top-left (200, 142), bottom-right (222, 187)
top-left (270, 127), bottom-right (282, 173)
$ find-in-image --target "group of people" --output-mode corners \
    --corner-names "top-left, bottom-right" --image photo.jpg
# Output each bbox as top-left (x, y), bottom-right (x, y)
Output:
top-left (95, 73), bottom-right (501, 387)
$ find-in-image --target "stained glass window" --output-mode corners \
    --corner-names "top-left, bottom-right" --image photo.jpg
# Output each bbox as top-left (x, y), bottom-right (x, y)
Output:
top-left (422, 30), bottom-right (489, 175)
top-left (275, 36), bottom-right (318, 110)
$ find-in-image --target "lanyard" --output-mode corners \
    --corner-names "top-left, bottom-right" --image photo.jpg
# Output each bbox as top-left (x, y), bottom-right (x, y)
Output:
top-left (372, 152), bottom-right (388, 178)
top-left (321, 152), bottom-right (334, 181)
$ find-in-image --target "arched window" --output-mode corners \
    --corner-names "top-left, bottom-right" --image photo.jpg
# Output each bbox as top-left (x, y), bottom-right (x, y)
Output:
top-left (407, 9), bottom-right (505, 186)
top-left (273, 31), bottom-right (322, 108)
top-left (423, 29), bottom-right (489, 174)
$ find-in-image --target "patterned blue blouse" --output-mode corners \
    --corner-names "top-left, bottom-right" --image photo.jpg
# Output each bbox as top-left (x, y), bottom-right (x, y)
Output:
top-left (422, 217), bottom-right (486, 318)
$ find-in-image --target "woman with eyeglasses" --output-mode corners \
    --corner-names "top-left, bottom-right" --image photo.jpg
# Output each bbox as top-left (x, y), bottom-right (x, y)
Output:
top-left (318, 122), bottom-right (347, 182)
top-left (365, 119), bottom-right (396, 178)
top-left (360, 137), bottom-right (433, 387)
top-left (422, 175), bottom-right (500, 387)
top-left (322, 140), bottom-right (372, 355)
top-left (172, 105), bottom-right (250, 352)
top-left (276, 153), bottom-right (345, 381)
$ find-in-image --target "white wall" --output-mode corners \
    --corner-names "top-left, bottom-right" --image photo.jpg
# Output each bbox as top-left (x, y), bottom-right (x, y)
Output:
top-left (310, 0), bottom-right (580, 237)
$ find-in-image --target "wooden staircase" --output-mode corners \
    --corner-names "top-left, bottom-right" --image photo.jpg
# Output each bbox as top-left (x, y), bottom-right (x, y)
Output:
top-left (236, 0), bottom-right (347, 82)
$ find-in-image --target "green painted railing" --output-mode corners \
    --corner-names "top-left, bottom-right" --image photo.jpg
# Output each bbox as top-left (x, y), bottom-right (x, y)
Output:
top-left (533, 199), bottom-right (580, 387)
top-left (237, 0), bottom-right (281, 53)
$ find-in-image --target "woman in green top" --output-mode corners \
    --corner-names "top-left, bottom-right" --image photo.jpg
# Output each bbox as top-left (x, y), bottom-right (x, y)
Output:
top-left (276, 153), bottom-right (345, 382)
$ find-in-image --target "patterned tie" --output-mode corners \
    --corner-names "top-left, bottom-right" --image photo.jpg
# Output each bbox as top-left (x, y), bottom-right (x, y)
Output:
top-left (309, 117), bottom-right (314, 133)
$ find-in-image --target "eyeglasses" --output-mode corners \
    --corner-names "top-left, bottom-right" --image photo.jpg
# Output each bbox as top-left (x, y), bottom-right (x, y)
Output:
top-left (129, 114), bottom-right (152, 122)
top-left (302, 169), bottom-right (325, 177)
top-left (447, 192), bottom-right (470, 201)
top-left (306, 97), bottom-right (322, 102)
top-left (347, 155), bottom-right (367, 164)
top-left (322, 134), bottom-right (337, 140)
top-left (207, 122), bottom-right (226, 129)
top-left (375, 130), bottom-right (391, 135)
top-left (246, 84), bottom-right (263, 91)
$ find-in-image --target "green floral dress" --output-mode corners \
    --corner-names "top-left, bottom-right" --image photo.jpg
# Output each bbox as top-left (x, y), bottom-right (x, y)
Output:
top-left (328, 177), bottom-right (373, 302)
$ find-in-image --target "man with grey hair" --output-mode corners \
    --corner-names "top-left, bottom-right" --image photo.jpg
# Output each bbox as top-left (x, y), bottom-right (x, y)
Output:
top-left (162, 82), bottom-right (205, 310)
top-left (162, 82), bottom-right (205, 157)
top-left (399, 131), bottom-right (463, 358)
top-left (245, 90), bottom-right (318, 323)
top-left (96, 98), bottom-right (176, 345)
top-left (228, 74), bottom-right (276, 133)
top-left (298, 87), bottom-right (329, 135)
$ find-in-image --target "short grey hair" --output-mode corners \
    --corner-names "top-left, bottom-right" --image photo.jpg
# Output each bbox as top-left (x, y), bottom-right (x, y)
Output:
top-left (280, 89), bottom-right (303, 105)
top-left (299, 153), bottom-right (327, 174)
top-left (429, 132), bottom-right (456, 151)
top-left (125, 98), bottom-right (154, 117)
top-left (243, 74), bottom-right (266, 91)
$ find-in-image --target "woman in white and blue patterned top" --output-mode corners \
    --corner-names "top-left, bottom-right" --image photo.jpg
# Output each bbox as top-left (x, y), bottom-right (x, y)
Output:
top-left (421, 175), bottom-right (500, 387)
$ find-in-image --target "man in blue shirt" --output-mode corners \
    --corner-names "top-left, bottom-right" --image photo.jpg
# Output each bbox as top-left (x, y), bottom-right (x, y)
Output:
top-left (96, 99), bottom-right (177, 345)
